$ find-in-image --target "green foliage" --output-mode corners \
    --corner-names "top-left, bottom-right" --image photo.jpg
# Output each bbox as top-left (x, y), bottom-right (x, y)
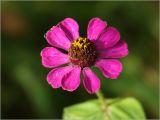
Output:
top-left (63, 97), bottom-right (146, 120)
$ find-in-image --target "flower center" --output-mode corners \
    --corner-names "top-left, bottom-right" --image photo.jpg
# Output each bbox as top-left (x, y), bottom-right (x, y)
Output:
top-left (68, 37), bottom-right (97, 68)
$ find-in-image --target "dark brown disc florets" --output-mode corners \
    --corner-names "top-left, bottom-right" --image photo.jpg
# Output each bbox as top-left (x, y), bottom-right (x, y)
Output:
top-left (68, 37), bottom-right (97, 68)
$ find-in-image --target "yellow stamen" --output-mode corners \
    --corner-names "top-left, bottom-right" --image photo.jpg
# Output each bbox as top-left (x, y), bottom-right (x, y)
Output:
top-left (72, 37), bottom-right (90, 50)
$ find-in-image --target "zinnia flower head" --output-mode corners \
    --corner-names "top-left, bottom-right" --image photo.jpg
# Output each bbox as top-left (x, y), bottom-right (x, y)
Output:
top-left (41, 18), bottom-right (128, 94)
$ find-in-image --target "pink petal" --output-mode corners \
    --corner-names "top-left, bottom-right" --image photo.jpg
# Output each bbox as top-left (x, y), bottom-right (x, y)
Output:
top-left (87, 18), bottom-right (107, 42)
top-left (96, 27), bottom-right (120, 50)
top-left (99, 41), bottom-right (129, 58)
top-left (83, 68), bottom-right (100, 94)
top-left (58, 18), bottom-right (79, 41)
top-left (61, 66), bottom-right (81, 92)
top-left (45, 26), bottom-right (71, 50)
top-left (41, 47), bottom-right (69, 68)
top-left (47, 66), bottom-right (73, 88)
top-left (95, 59), bottom-right (122, 79)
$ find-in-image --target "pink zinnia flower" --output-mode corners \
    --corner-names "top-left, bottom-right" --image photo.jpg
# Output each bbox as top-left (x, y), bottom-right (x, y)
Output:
top-left (41, 18), bottom-right (128, 94)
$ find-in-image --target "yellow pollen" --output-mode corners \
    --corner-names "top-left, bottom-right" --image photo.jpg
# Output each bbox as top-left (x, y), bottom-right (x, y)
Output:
top-left (72, 37), bottom-right (90, 50)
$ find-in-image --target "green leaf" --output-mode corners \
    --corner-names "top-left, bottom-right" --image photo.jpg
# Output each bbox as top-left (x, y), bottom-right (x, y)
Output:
top-left (63, 97), bottom-right (146, 120)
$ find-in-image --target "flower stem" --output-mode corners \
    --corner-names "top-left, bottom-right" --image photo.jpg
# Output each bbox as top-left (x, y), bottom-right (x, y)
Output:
top-left (95, 90), bottom-right (107, 111)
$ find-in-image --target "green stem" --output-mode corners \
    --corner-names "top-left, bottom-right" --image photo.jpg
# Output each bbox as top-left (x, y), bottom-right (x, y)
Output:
top-left (95, 90), bottom-right (107, 111)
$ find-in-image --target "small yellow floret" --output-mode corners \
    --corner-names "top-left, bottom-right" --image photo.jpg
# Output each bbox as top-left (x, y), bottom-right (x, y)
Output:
top-left (72, 37), bottom-right (91, 50)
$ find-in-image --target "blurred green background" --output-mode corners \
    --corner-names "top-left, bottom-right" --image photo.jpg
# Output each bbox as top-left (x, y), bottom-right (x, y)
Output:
top-left (1, 1), bottom-right (159, 119)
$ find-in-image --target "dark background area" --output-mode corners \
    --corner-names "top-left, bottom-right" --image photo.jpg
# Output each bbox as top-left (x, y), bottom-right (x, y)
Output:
top-left (1, 1), bottom-right (159, 119)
